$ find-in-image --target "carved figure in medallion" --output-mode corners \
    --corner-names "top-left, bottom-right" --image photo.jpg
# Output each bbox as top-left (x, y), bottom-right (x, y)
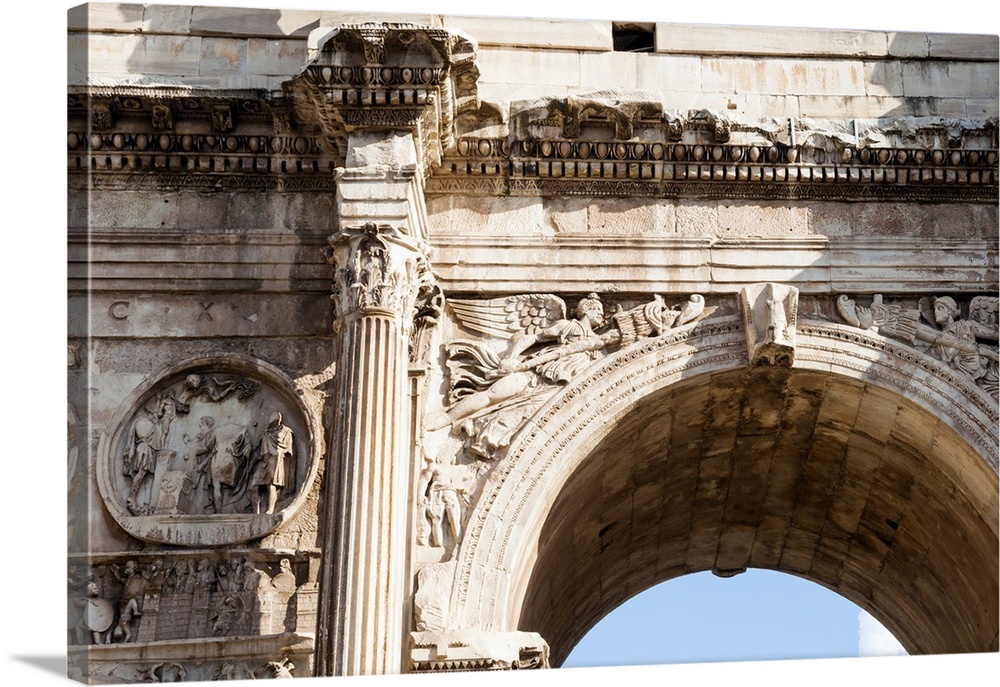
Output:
top-left (192, 416), bottom-right (217, 506)
top-left (250, 412), bottom-right (295, 514)
top-left (123, 416), bottom-right (158, 515)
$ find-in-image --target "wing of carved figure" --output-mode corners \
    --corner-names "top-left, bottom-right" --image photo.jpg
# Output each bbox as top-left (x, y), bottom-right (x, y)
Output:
top-left (969, 296), bottom-right (1000, 340)
top-left (675, 294), bottom-right (706, 326)
top-left (448, 294), bottom-right (567, 340)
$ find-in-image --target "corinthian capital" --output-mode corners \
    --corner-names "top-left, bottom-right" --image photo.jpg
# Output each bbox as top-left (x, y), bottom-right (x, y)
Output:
top-left (326, 222), bottom-right (431, 325)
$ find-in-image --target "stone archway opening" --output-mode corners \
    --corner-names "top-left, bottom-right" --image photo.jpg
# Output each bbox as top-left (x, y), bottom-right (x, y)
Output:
top-left (562, 568), bottom-right (904, 666)
top-left (516, 366), bottom-right (998, 666)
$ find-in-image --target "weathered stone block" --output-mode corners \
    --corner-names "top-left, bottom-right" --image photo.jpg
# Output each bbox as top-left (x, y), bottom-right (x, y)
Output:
top-left (199, 37), bottom-right (248, 77)
top-left (965, 98), bottom-right (1000, 117)
top-left (927, 32), bottom-right (999, 60)
top-left (142, 4), bottom-right (192, 34)
top-left (635, 54), bottom-right (702, 93)
top-left (675, 201), bottom-right (719, 236)
top-left (805, 203), bottom-right (853, 238)
top-left (586, 198), bottom-right (675, 234)
top-left (701, 58), bottom-right (736, 93)
top-left (140, 34), bottom-right (204, 77)
top-left (478, 47), bottom-right (581, 87)
top-left (68, 2), bottom-right (143, 31)
top-left (717, 202), bottom-right (811, 237)
top-left (578, 52), bottom-right (639, 91)
top-left (887, 32), bottom-right (929, 58)
top-left (541, 198), bottom-right (589, 233)
top-left (735, 58), bottom-right (866, 97)
top-left (247, 39), bottom-right (308, 76)
top-left (427, 196), bottom-right (547, 236)
top-left (901, 61), bottom-right (999, 98)
top-left (442, 15), bottom-right (612, 50)
top-left (69, 33), bottom-right (142, 77)
top-left (656, 23), bottom-right (887, 57)
top-left (190, 6), bottom-right (321, 37)
top-left (864, 61), bottom-right (905, 97)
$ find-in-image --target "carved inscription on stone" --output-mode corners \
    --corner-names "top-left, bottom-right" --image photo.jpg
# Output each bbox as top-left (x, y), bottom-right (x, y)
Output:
top-left (99, 363), bottom-right (316, 546)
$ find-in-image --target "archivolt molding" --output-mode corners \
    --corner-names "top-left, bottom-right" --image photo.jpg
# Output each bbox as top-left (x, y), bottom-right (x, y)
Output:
top-left (445, 315), bottom-right (999, 631)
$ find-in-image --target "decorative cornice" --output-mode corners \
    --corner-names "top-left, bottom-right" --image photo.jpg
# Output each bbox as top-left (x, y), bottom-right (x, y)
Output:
top-left (283, 23), bottom-right (480, 172)
top-left (68, 66), bottom-right (997, 201)
top-left (427, 128), bottom-right (999, 201)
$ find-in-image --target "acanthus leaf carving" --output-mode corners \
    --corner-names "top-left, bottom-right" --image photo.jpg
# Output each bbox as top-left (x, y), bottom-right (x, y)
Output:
top-left (326, 222), bottom-right (429, 323)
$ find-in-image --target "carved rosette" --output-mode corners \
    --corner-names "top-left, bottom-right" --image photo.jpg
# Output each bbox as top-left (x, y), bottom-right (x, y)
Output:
top-left (97, 356), bottom-right (322, 547)
top-left (326, 221), bottom-right (431, 329)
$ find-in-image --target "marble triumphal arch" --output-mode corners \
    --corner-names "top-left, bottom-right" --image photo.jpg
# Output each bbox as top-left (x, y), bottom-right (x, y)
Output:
top-left (68, 4), bottom-right (998, 682)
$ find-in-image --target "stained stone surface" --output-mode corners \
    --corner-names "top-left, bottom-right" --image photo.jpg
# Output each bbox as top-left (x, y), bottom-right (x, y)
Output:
top-left (67, 3), bottom-right (998, 683)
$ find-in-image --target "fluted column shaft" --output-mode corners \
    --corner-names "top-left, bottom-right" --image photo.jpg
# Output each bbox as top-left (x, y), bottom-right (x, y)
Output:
top-left (316, 131), bottom-right (430, 676)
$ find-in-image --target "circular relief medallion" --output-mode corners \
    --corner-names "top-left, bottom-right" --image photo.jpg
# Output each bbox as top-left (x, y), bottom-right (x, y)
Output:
top-left (98, 357), bottom-right (321, 546)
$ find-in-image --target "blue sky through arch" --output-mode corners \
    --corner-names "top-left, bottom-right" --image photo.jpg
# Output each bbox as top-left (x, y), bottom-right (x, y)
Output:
top-left (562, 569), bottom-right (906, 668)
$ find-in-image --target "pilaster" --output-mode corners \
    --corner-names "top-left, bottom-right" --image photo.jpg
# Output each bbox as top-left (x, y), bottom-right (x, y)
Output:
top-left (298, 23), bottom-right (469, 675)
top-left (316, 130), bottom-right (431, 675)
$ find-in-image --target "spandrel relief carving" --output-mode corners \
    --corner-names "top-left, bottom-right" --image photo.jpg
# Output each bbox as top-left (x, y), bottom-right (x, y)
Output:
top-left (838, 294), bottom-right (999, 399)
top-left (428, 292), bottom-right (708, 460)
top-left (100, 361), bottom-right (319, 546)
top-left (416, 292), bottom-right (711, 558)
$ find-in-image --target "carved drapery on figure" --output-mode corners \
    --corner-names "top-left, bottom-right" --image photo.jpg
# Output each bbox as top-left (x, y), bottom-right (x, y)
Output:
top-left (838, 293), bottom-right (1000, 399)
top-left (413, 292), bottom-right (710, 563)
top-left (98, 360), bottom-right (319, 547)
top-left (426, 292), bottom-right (708, 459)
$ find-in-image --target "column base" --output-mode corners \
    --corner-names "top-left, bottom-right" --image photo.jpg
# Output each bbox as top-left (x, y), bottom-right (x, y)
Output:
top-left (409, 630), bottom-right (549, 672)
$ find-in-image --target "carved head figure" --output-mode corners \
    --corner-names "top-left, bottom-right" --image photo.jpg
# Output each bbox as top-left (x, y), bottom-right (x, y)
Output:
top-left (574, 293), bottom-right (604, 328)
top-left (199, 416), bottom-right (215, 431)
top-left (934, 296), bottom-right (960, 327)
top-left (279, 558), bottom-right (292, 575)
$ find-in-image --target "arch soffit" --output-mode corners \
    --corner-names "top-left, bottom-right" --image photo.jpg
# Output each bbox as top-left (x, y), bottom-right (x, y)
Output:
top-left (450, 316), bottom-right (1000, 631)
